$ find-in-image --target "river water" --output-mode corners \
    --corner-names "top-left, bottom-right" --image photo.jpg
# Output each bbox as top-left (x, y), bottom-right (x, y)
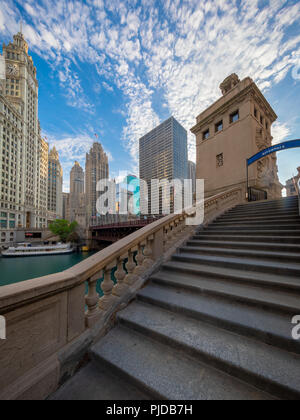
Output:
top-left (0, 251), bottom-right (97, 287)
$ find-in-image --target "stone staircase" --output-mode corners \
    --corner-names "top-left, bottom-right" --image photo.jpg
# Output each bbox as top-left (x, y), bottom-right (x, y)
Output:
top-left (52, 196), bottom-right (300, 400)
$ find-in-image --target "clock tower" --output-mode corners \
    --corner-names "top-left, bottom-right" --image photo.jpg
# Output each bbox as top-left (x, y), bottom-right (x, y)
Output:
top-left (0, 32), bottom-right (48, 243)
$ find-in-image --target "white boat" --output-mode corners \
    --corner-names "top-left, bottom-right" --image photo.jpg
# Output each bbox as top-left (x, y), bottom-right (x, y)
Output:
top-left (2, 243), bottom-right (74, 258)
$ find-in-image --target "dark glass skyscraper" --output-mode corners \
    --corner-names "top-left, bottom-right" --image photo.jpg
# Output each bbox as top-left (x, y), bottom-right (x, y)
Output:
top-left (139, 117), bottom-right (188, 214)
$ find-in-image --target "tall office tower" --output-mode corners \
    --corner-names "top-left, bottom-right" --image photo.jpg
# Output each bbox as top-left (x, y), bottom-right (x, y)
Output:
top-left (139, 116), bottom-right (188, 214)
top-left (0, 31), bottom-right (49, 243)
top-left (47, 146), bottom-right (63, 221)
top-left (188, 160), bottom-right (196, 198)
top-left (85, 142), bottom-right (109, 224)
top-left (191, 74), bottom-right (282, 200)
top-left (62, 192), bottom-right (70, 220)
top-left (70, 161), bottom-right (84, 221)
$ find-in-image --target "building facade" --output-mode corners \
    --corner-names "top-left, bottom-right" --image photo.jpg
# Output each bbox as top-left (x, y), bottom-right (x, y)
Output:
top-left (62, 192), bottom-right (70, 220)
top-left (139, 116), bottom-right (188, 214)
top-left (0, 32), bottom-right (49, 244)
top-left (188, 160), bottom-right (196, 199)
top-left (47, 146), bottom-right (63, 222)
top-left (191, 74), bottom-right (282, 200)
top-left (285, 168), bottom-right (300, 197)
top-left (85, 142), bottom-right (109, 225)
top-left (70, 161), bottom-right (84, 222)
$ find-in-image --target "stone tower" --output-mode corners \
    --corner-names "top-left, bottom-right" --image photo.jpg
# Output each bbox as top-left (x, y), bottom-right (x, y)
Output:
top-left (191, 74), bottom-right (282, 200)
top-left (85, 142), bottom-right (109, 225)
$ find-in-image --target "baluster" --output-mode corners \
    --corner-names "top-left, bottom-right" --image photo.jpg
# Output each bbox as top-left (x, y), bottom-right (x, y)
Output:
top-left (99, 263), bottom-right (116, 311)
top-left (113, 256), bottom-right (128, 297)
top-left (177, 215), bottom-right (185, 237)
top-left (134, 243), bottom-right (145, 275)
top-left (125, 249), bottom-right (138, 285)
top-left (169, 221), bottom-right (175, 244)
top-left (164, 225), bottom-right (170, 252)
top-left (143, 235), bottom-right (154, 269)
top-left (85, 272), bottom-right (101, 327)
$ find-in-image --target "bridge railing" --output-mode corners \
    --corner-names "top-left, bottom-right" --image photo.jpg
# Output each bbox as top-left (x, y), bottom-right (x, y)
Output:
top-left (0, 186), bottom-right (244, 400)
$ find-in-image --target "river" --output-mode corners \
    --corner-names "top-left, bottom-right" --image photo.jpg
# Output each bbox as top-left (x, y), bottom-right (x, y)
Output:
top-left (0, 251), bottom-right (97, 287)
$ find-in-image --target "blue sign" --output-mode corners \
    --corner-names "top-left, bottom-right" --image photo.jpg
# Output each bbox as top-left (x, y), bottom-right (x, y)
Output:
top-left (247, 139), bottom-right (300, 166)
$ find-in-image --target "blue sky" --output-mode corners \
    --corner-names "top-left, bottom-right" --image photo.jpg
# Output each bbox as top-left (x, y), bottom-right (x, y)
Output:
top-left (0, 0), bottom-right (300, 192)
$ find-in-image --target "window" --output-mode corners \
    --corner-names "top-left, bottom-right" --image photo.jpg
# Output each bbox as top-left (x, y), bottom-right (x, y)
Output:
top-left (216, 153), bottom-right (224, 167)
top-left (230, 110), bottom-right (239, 124)
top-left (215, 120), bottom-right (223, 133)
top-left (254, 108), bottom-right (258, 118)
top-left (203, 129), bottom-right (210, 140)
top-left (260, 115), bottom-right (264, 125)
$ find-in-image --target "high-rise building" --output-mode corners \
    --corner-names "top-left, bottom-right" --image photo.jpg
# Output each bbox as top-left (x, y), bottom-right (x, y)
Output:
top-left (0, 31), bottom-right (49, 243)
top-left (188, 160), bottom-right (196, 198)
top-left (70, 161), bottom-right (84, 221)
top-left (47, 146), bottom-right (63, 221)
top-left (139, 116), bottom-right (188, 214)
top-left (191, 74), bottom-right (282, 200)
top-left (85, 142), bottom-right (109, 224)
top-left (62, 192), bottom-right (70, 220)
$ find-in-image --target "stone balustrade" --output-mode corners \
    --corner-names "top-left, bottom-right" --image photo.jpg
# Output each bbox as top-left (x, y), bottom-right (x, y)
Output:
top-left (0, 186), bottom-right (244, 400)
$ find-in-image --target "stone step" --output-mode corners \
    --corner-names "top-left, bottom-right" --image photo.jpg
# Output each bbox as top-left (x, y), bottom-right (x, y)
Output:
top-left (50, 362), bottom-right (151, 400)
top-left (205, 224), bottom-right (300, 231)
top-left (137, 283), bottom-right (300, 354)
top-left (151, 266), bottom-right (300, 314)
top-left (179, 245), bottom-right (300, 264)
top-left (219, 213), bottom-right (300, 222)
top-left (187, 239), bottom-right (300, 253)
top-left (227, 206), bottom-right (299, 216)
top-left (193, 234), bottom-right (300, 244)
top-left (172, 252), bottom-right (300, 278)
top-left (194, 231), bottom-right (300, 240)
top-left (202, 228), bottom-right (300, 236)
top-left (118, 302), bottom-right (300, 400)
top-left (233, 197), bottom-right (298, 209)
top-left (91, 325), bottom-right (273, 400)
top-left (162, 260), bottom-right (300, 293)
top-left (212, 219), bottom-right (300, 227)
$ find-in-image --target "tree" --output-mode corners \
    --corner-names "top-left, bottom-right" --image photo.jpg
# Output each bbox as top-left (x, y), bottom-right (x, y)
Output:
top-left (49, 220), bottom-right (78, 243)
top-left (67, 231), bottom-right (80, 244)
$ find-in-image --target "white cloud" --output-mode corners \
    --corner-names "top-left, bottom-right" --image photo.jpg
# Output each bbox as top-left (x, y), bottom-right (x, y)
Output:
top-left (1, 0), bottom-right (300, 166)
top-left (272, 122), bottom-right (292, 145)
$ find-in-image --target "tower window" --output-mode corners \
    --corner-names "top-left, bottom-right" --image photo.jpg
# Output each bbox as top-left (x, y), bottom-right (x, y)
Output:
top-left (215, 120), bottom-right (223, 133)
top-left (216, 153), bottom-right (224, 167)
top-left (230, 110), bottom-right (239, 124)
top-left (203, 129), bottom-right (210, 140)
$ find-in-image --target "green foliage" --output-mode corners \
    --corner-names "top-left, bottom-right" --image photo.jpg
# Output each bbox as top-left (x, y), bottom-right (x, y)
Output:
top-left (49, 220), bottom-right (78, 243)
top-left (67, 231), bottom-right (80, 244)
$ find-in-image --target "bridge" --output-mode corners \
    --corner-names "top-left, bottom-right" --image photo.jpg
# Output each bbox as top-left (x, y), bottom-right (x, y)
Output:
top-left (90, 217), bottom-right (162, 243)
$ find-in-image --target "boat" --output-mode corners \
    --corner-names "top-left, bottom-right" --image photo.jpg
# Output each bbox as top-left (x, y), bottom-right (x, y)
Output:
top-left (2, 243), bottom-right (74, 258)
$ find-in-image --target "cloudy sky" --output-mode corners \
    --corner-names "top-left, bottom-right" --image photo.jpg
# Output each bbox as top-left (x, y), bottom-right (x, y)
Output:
top-left (1, 0), bottom-right (300, 191)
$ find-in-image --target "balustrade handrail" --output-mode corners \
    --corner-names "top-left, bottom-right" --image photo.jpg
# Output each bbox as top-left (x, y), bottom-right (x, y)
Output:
top-left (0, 186), bottom-right (243, 311)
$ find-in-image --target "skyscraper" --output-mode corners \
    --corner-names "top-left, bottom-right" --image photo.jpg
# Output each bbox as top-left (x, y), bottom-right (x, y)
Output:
top-left (85, 142), bottom-right (109, 224)
top-left (139, 116), bottom-right (188, 214)
top-left (0, 31), bottom-right (49, 243)
top-left (47, 147), bottom-right (63, 221)
top-left (62, 192), bottom-right (70, 221)
top-left (188, 160), bottom-right (196, 199)
top-left (70, 161), bottom-right (84, 221)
